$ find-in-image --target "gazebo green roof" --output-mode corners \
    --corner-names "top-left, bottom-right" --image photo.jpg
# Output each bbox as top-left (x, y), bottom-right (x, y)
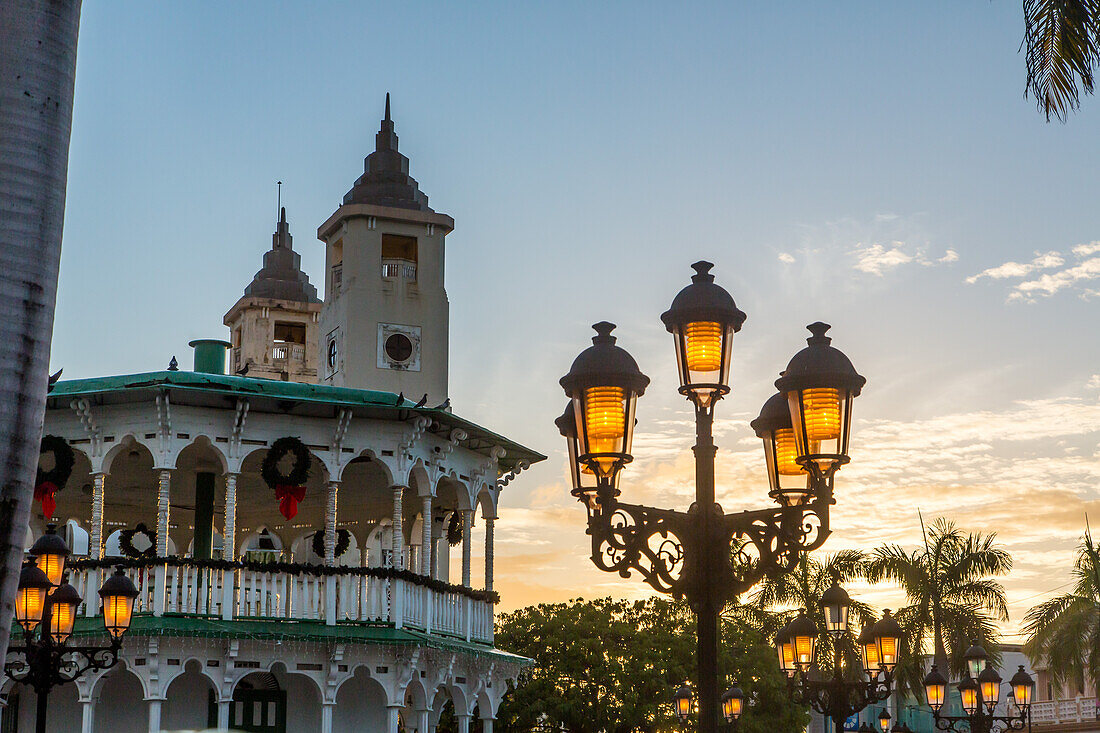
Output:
top-left (47, 370), bottom-right (544, 471)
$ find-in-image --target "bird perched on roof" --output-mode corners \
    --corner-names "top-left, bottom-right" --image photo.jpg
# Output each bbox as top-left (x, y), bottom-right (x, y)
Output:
top-left (47, 369), bottom-right (63, 392)
top-left (431, 398), bottom-right (450, 411)
top-left (395, 392), bottom-right (404, 406)
top-left (167, 357), bottom-right (178, 371)
top-left (235, 363), bottom-right (249, 376)
top-left (414, 393), bottom-right (428, 408)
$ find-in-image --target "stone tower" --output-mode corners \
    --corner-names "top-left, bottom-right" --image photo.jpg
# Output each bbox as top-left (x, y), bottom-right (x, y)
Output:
top-left (224, 207), bottom-right (322, 382)
top-left (316, 95), bottom-right (452, 403)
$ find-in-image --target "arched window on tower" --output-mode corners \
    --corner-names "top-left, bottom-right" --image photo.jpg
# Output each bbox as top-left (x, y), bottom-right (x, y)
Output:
top-left (381, 234), bottom-right (417, 282)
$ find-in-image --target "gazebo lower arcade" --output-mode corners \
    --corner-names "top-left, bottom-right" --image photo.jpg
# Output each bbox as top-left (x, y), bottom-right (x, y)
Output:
top-left (1, 348), bottom-right (542, 733)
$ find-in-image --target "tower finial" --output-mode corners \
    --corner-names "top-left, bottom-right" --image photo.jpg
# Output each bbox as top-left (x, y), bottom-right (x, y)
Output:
top-left (385, 92), bottom-right (390, 122)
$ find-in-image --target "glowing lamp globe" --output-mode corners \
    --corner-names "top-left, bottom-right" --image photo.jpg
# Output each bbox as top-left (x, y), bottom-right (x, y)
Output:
top-left (1009, 666), bottom-right (1034, 710)
top-left (47, 580), bottom-right (83, 644)
top-left (15, 560), bottom-right (52, 632)
top-left (872, 609), bottom-right (902, 672)
top-left (29, 525), bottom-right (71, 587)
top-left (959, 676), bottom-right (980, 715)
top-left (555, 401), bottom-right (612, 508)
top-left (774, 621), bottom-right (796, 676)
top-left (674, 682), bottom-right (693, 722)
top-left (560, 322), bottom-right (649, 482)
top-left (964, 640), bottom-right (989, 681)
top-left (978, 663), bottom-right (1002, 711)
top-left (878, 708), bottom-right (891, 733)
top-left (751, 391), bottom-right (811, 507)
top-left (721, 685), bottom-right (744, 722)
top-left (774, 323), bottom-right (865, 481)
top-left (858, 623), bottom-right (881, 677)
top-left (788, 611), bottom-right (819, 670)
top-left (659, 261), bottom-right (746, 408)
top-left (99, 567), bottom-right (139, 640)
top-left (923, 665), bottom-right (948, 711)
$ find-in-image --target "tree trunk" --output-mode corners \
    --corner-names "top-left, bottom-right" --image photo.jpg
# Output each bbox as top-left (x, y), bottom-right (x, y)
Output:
top-left (0, 0), bottom-right (82, 662)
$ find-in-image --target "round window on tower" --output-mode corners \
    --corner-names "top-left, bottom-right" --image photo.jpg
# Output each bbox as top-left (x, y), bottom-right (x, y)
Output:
top-left (385, 333), bottom-right (414, 364)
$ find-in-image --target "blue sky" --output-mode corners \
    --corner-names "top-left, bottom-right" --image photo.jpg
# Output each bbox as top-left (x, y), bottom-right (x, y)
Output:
top-left (56, 2), bottom-right (1100, 632)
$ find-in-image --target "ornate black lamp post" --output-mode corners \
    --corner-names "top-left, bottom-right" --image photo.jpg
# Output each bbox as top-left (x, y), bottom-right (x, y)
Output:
top-left (922, 641), bottom-right (1035, 733)
top-left (4, 527), bottom-right (139, 733)
top-left (557, 261), bottom-right (866, 733)
top-left (774, 576), bottom-right (903, 733)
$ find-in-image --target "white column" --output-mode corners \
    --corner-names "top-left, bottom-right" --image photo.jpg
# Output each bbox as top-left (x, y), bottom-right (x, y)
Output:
top-left (481, 718), bottom-right (494, 733)
top-left (386, 705), bottom-right (402, 732)
top-left (147, 697), bottom-right (163, 732)
top-left (456, 713), bottom-right (471, 733)
top-left (325, 480), bottom-right (340, 625)
top-left (217, 698), bottom-right (231, 729)
top-left (415, 708), bottom-right (430, 733)
top-left (391, 485), bottom-right (405, 570)
top-left (484, 516), bottom-right (495, 592)
top-left (153, 469), bottom-right (171, 616)
top-left (221, 473), bottom-right (238, 621)
top-left (321, 701), bottom-right (335, 733)
top-left (155, 470), bottom-right (171, 555)
top-left (90, 473), bottom-right (106, 558)
top-left (223, 473), bottom-right (237, 560)
top-left (420, 496), bottom-right (432, 576)
top-left (80, 693), bottom-right (99, 733)
top-left (461, 509), bottom-right (473, 587)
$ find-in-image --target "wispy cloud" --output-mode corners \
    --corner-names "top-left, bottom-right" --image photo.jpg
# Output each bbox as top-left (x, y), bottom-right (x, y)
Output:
top-left (966, 241), bottom-right (1100, 302)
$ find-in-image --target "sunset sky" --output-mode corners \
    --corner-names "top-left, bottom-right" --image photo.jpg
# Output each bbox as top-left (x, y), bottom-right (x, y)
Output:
top-left (53, 2), bottom-right (1100, 642)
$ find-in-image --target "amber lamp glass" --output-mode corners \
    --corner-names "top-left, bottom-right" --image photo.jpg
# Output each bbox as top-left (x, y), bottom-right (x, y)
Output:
top-left (29, 526), bottom-right (71, 587)
top-left (556, 402), bottom-right (610, 508)
top-left (858, 624), bottom-right (881, 677)
top-left (873, 609), bottom-right (902, 672)
top-left (820, 577), bottom-right (851, 634)
top-left (978, 664), bottom-right (1002, 711)
top-left (722, 686), bottom-right (744, 722)
top-left (47, 581), bottom-right (83, 644)
top-left (15, 561), bottom-right (51, 632)
top-left (559, 322), bottom-right (649, 483)
top-left (964, 640), bottom-right (989, 682)
top-left (788, 612), bottom-right (818, 670)
top-left (775, 622), bottom-right (796, 676)
top-left (99, 568), bottom-right (139, 640)
top-left (752, 391), bottom-right (812, 507)
top-left (660, 261), bottom-right (746, 408)
top-left (924, 666), bottom-right (948, 711)
top-left (1010, 666), bottom-right (1035, 710)
top-left (774, 323), bottom-right (865, 481)
top-left (878, 709), bottom-right (891, 733)
top-left (959, 677), bottom-right (979, 715)
top-left (674, 682), bottom-right (693, 722)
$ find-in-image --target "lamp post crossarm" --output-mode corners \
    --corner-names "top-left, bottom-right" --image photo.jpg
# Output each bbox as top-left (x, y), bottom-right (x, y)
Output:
top-left (787, 670), bottom-right (893, 733)
top-left (4, 638), bottom-right (122, 695)
top-left (932, 711), bottom-right (1029, 733)
top-left (588, 491), bottom-right (831, 604)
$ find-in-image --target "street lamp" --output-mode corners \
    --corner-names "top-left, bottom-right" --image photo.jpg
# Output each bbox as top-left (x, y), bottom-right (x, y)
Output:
top-left (721, 685), bottom-right (744, 725)
top-left (5, 532), bottom-right (139, 733)
top-left (922, 640), bottom-right (1034, 733)
top-left (559, 262), bottom-right (866, 733)
top-left (777, 579), bottom-right (901, 733)
top-left (676, 682), bottom-right (694, 723)
top-left (878, 708), bottom-right (891, 733)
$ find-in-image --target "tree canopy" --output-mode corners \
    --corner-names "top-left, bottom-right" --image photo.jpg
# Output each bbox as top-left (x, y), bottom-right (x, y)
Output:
top-left (494, 597), bottom-right (807, 733)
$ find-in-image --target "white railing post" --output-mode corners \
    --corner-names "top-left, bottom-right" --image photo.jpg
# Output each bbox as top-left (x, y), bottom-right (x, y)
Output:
top-left (464, 596), bottom-right (473, 642)
top-left (392, 578), bottom-right (404, 629)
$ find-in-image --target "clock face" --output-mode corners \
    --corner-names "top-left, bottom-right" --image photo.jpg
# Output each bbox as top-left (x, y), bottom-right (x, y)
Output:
top-left (384, 333), bottom-right (413, 364)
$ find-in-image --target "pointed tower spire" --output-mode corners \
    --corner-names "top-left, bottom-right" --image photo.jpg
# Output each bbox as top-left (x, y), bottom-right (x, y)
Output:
top-left (342, 94), bottom-right (432, 211)
top-left (238, 207), bottom-right (319, 302)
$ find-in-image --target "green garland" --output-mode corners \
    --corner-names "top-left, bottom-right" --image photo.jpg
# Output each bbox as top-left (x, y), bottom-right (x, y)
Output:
top-left (310, 528), bottom-right (351, 559)
top-left (69, 555), bottom-right (499, 604)
top-left (119, 523), bottom-right (157, 559)
top-left (447, 511), bottom-right (464, 546)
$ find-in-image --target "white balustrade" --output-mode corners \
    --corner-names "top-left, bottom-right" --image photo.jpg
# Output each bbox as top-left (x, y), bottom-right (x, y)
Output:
top-left (67, 562), bottom-right (496, 643)
top-left (1031, 697), bottom-right (1098, 726)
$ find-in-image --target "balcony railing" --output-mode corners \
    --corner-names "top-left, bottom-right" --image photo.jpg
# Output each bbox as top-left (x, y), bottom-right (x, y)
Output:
top-left (381, 258), bottom-right (416, 281)
top-left (1031, 697), bottom-right (1098, 726)
top-left (270, 342), bottom-right (305, 363)
top-left (68, 558), bottom-right (495, 644)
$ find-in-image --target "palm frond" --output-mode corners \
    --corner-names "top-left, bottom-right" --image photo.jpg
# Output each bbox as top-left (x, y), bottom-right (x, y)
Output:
top-left (1023, 0), bottom-right (1100, 122)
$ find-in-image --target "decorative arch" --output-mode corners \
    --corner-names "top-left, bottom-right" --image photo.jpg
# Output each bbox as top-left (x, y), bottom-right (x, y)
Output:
top-left (174, 435), bottom-right (228, 474)
top-left (101, 435), bottom-right (156, 475)
top-left (407, 461), bottom-right (432, 497)
top-left (476, 485), bottom-right (499, 520)
top-left (338, 448), bottom-right (393, 485)
top-left (164, 659), bottom-right (217, 730)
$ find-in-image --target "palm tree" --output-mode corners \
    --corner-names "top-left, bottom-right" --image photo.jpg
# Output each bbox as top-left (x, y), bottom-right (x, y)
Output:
top-left (1022, 526), bottom-right (1100, 697)
top-left (0, 0), bottom-right (83, 662)
top-left (1023, 0), bottom-right (1100, 121)
top-left (865, 517), bottom-right (1012, 699)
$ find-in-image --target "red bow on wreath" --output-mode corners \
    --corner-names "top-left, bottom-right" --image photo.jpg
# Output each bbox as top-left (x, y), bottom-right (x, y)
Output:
top-left (34, 481), bottom-right (58, 520)
top-left (275, 484), bottom-right (306, 520)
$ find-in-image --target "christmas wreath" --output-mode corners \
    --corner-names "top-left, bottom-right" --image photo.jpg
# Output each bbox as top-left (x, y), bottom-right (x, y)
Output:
top-left (311, 528), bottom-right (351, 559)
top-left (447, 511), bottom-right (464, 546)
top-left (119, 523), bottom-right (157, 559)
top-left (261, 437), bottom-right (311, 520)
top-left (35, 435), bottom-right (75, 520)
